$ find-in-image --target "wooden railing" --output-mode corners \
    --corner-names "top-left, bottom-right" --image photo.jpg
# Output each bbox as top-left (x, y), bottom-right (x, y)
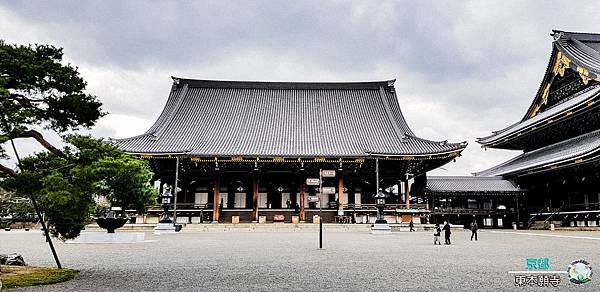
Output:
top-left (543, 203), bottom-right (565, 229)
top-left (143, 203), bottom-right (430, 211)
top-left (527, 206), bottom-right (548, 228)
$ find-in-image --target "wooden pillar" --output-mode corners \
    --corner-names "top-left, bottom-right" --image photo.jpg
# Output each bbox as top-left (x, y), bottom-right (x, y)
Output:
top-left (405, 179), bottom-right (410, 209)
top-left (300, 181), bottom-right (305, 221)
top-left (252, 175), bottom-right (259, 222)
top-left (213, 177), bottom-right (220, 223)
top-left (337, 175), bottom-right (344, 211)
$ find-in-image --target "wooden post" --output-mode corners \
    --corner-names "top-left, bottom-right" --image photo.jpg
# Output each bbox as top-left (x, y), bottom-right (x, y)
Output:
top-left (405, 179), bottom-right (410, 209)
top-left (252, 175), bottom-right (259, 222)
top-left (213, 177), bottom-right (220, 223)
top-left (173, 157), bottom-right (179, 225)
top-left (515, 193), bottom-right (520, 229)
top-left (300, 181), bottom-right (305, 221)
top-left (337, 175), bottom-right (344, 211)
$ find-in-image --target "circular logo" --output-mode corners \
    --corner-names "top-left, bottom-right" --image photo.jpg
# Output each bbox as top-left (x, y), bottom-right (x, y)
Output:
top-left (567, 259), bottom-right (592, 284)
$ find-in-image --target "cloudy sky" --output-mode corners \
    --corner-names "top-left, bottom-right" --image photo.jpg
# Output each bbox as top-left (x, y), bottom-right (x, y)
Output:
top-left (1, 0), bottom-right (600, 175)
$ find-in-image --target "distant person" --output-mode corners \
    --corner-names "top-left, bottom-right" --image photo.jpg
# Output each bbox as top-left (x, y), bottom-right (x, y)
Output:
top-left (286, 199), bottom-right (291, 209)
top-left (293, 202), bottom-right (300, 214)
top-left (433, 223), bottom-right (441, 245)
top-left (409, 221), bottom-right (415, 232)
top-left (218, 198), bottom-right (224, 223)
top-left (470, 220), bottom-right (478, 241)
top-left (443, 221), bottom-right (451, 244)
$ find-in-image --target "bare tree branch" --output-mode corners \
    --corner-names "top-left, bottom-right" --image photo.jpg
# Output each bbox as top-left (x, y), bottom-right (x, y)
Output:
top-left (15, 130), bottom-right (67, 158)
top-left (0, 162), bottom-right (17, 177)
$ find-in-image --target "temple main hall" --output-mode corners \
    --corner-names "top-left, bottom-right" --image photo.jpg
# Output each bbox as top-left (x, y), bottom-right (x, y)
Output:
top-left (113, 78), bottom-right (467, 223)
top-left (477, 30), bottom-right (600, 229)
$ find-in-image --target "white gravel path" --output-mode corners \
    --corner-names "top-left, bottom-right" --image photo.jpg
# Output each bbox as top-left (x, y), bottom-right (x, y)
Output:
top-left (1, 228), bottom-right (598, 291)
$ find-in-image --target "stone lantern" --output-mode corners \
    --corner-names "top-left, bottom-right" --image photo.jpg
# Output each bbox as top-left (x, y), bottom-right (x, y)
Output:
top-left (371, 190), bottom-right (391, 234)
top-left (159, 186), bottom-right (173, 223)
top-left (374, 191), bottom-right (388, 224)
top-left (155, 185), bottom-right (176, 234)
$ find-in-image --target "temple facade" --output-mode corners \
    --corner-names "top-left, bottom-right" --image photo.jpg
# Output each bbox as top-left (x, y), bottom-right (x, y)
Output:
top-left (114, 78), bottom-right (467, 224)
top-left (420, 176), bottom-right (524, 228)
top-left (477, 30), bottom-right (600, 229)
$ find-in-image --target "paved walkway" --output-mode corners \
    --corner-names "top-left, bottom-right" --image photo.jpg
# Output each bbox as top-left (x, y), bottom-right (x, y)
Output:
top-left (1, 229), bottom-right (598, 291)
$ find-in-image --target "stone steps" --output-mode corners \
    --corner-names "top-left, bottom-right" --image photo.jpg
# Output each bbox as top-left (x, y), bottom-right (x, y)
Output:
top-left (83, 223), bottom-right (469, 233)
top-left (182, 223), bottom-right (372, 232)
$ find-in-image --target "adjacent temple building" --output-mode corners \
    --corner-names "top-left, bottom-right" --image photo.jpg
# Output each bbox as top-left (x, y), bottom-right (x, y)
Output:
top-left (477, 30), bottom-right (600, 228)
top-left (114, 78), bottom-right (467, 224)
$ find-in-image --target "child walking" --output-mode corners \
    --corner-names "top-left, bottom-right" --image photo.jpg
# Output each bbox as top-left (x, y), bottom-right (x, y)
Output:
top-left (433, 223), bottom-right (441, 245)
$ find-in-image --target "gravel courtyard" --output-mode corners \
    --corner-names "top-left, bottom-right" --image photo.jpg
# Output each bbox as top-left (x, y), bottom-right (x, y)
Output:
top-left (1, 227), bottom-right (598, 291)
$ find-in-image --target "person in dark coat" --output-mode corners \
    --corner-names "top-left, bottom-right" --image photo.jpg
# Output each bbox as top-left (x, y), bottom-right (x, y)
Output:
top-left (470, 220), bottom-right (478, 241)
top-left (218, 198), bottom-right (224, 223)
top-left (443, 221), bottom-right (451, 244)
top-left (408, 220), bottom-right (415, 232)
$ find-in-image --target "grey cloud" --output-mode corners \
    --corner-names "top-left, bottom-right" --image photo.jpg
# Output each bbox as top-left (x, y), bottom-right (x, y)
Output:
top-left (2, 0), bottom-right (600, 174)
top-left (0, 1), bottom-right (553, 78)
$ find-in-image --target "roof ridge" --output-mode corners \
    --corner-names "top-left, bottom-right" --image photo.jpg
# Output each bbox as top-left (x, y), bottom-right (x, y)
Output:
top-left (172, 77), bottom-right (396, 90)
top-left (553, 30), bottom-right (600, 40)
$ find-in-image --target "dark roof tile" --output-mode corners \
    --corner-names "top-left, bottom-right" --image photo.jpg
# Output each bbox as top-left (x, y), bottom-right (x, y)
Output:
top-left (426, 176), bottom-right (522, 194)
top-left (476, 129), bottom-right (600, 176)
top-left (114, 78), bottom-right (466, 157)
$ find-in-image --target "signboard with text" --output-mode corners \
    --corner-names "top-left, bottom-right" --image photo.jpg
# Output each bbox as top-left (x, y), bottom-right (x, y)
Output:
top-left (307, 196), bottom-right (320, 202)
top-left (306, 178), bottom-right (320, 186)
top-left (321, 170), bottom-right (336, 177)
top-left (321, 187), bottom-right (336, 194)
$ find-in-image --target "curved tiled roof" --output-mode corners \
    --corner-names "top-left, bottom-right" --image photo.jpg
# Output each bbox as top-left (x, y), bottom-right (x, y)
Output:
top-left (426, 176), bottom-right (522, 194)
top-left (478, 30), bottom-right (600, 149)
top-left (476, 85), bottom-right (600, 146)
top-left (555, 30), bottom-right (600, 76)
top-left (475, 129), bottom-right (600, 177)
top-left (114, 78), bottom-right (467, 157)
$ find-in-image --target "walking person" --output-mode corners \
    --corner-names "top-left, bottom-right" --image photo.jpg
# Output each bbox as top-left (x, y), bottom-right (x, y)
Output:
top-left (443, 221), bottom-right (451, 245)
top-left (218, 198), bottom-right (224, 223)
top-left (433, 223), bottom-right (441, 245)
top-left (409, 220), bottom-right (415, 232)
top-left (470, 220), bottom-right (478, 241)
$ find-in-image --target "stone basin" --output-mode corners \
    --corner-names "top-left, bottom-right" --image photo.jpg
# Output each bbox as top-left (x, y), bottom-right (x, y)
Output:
top-left (95, 211), bottom-right (128, 233)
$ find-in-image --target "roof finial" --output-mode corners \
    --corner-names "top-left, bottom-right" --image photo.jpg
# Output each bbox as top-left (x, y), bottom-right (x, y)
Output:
top-left (551, 30), bottom-right (564, 41)
top-left (387, 79), bottom-right (396, 93)
top-left (171, 76), bottom-right (181, 91)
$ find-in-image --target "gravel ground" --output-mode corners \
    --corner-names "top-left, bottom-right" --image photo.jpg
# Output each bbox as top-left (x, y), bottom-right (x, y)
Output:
top-left (1, 228), bottom-right (599, 291)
